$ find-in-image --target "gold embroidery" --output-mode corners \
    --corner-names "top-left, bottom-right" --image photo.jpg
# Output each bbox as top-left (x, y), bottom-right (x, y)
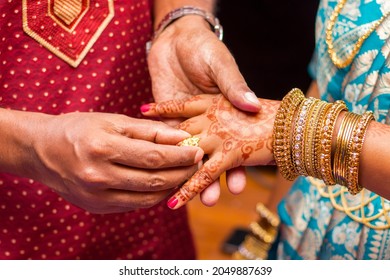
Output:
top-left (53, 0), bottom-right (83, 25)
top-left (22, 0), bottom-right (114, 67)
top-left (48, 0), bottom-right (90, 32)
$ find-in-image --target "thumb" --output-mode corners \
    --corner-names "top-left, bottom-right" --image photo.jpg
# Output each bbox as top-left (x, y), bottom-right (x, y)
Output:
top-left (211, 51), bottom-right (261, 113)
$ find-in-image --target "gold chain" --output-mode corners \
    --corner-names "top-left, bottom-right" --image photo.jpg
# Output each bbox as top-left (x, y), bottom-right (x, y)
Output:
top-left (326, 0), bottom-right (390, 68)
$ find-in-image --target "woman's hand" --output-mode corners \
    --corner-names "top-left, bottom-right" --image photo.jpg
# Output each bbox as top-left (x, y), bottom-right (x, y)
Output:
top-left (0, 109), bottom-right (203, 214)
top-left (142, 94), bottom-right (280, 209)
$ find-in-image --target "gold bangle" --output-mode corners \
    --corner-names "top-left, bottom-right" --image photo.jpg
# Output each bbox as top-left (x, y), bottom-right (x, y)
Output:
top-left (291, 98), bottom-right (318, 177)
top-left (255, 202), bottom-right (280, 228)
top-left (303, 100), bottom-right (325, 177)
top-left (273, 88), bottom-right (305, 181)
top-left (346, 111), bottom-right (374, 195)
top-left (233, 203), bottom-right (279, 260)
top-left (234, 234), bottom-right (269, 260)
top-left (333, 112), bottom-right (360, 186)
top-left (312, 102), bottom-right (332, 179)
top-left (319, 100), bottom-right (347, 185)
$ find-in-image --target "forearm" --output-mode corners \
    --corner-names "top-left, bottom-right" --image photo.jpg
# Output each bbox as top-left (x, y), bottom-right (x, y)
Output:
top-left (0, 108), bottom-right (46, 178)
top-left (153, 0), bottom-right (217, 29)
top-left (359, 120), bottom-right (390, 199)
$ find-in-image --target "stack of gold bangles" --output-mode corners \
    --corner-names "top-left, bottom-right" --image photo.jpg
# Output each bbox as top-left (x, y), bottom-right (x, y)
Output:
top-left (273, 88), bottom-right (374, 195)
top-left (234, 88), bottom-right (374, 260)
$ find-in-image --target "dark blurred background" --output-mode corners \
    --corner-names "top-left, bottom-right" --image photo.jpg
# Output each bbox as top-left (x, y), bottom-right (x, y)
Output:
top-left (216, 0), bottom-right (320, 100)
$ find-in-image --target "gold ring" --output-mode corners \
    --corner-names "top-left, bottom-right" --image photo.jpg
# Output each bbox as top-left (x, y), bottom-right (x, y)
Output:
top-left (178, 136), bottom-right (200, 147)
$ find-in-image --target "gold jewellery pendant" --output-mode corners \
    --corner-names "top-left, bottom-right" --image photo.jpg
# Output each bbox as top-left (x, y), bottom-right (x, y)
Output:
top-left (326, 0), bottom-right (390, 69)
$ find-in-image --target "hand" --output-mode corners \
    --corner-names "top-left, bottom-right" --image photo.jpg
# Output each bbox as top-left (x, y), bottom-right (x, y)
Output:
top-left (147, 16), bottom-right (262, 197)
top-left (147, 16), bottom-right (262, 113)
top-left (8, 111), bottom-right (203, 214)
top-left (142, 94), bottom-right (280, 209)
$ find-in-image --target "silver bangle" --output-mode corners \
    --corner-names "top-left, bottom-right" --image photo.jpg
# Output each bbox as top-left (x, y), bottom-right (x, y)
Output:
top-left (146, 6), bottom-right (223, 54)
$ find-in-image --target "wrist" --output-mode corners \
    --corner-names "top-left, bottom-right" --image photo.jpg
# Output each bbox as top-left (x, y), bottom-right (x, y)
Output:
top-left (146, 6), bottom-right (223, 54)
top-left (153, 1), bottom-right (216, 27)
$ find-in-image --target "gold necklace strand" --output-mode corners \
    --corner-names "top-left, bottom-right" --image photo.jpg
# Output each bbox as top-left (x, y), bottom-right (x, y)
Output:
top-left (310, 177), bottom-right (390, 229)
top-left (326, 0), bottom-right (390, 69)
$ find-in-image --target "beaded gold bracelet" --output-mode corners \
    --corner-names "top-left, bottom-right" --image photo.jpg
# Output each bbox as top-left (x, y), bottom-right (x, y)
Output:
top-left (345, 111), bottom-right (374, 195)
top-left (273, 88), bottom-right (305, 181)
top-left (302, 99), bottom-right (324, 177)
top-left (291, 98), bottom-right (318, 177)
top-left (313, 103), bottom-right (332, 179)
top-left (309, 101), bottom-right (331, 178)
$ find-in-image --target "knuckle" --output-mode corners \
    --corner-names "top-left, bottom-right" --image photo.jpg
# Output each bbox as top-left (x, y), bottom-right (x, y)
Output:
top-left (147, 175), bottom-right (167, 190)
top-left (143, 149), bottom-right (165, 168)
top-left (78, 166), bottom-right (105, 185)
top-left (85, 138), bottom-right (108, 157)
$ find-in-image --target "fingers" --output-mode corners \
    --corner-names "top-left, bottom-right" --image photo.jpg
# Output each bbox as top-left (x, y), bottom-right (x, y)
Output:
top-left (117, 164), bottom-right (198, 192)
top-left (108, 164), bottom-right (199, 192)
top-left (199, 167), bottom-right (247, 207)
top-left (226, 167), bottom-right (247, 194)
top-left (141, 94), bottom-right (215, 118)
top-left (199, 179), bottom-right (221, 207)
top-left (62, 154), bottom-right (200, 214)
top-left (121, 118), bottom-right (191, 145)
top-left (110, 136), bottom-right (204, 168)
top-left (167, 156), bottom-right (227, 209)
top-left (80, 188), bottom-right (173, 214)
top-left (176, 117), bottom-right (204, 137)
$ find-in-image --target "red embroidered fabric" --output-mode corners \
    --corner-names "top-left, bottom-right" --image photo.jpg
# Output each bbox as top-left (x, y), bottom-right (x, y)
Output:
top-left (0, 0), bottom-right (195, 260)
top-left (23, 0), bottom-right (115, 67)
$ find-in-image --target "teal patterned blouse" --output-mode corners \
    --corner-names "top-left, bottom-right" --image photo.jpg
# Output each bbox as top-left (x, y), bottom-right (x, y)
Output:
top-left (277, 0), bottom-right (390, 259)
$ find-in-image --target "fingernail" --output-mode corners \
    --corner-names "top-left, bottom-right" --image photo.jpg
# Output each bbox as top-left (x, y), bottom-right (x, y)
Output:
top-left (194, 149), bottom-right (204, 163)
top-left (197, 160), bottom-right (203, 170)
top-left (167, 196), bottom-right (178, 209)
top-left (244, 92), bottom-right (261, 107)
top-left (140, 104), bottom-right (150, 113)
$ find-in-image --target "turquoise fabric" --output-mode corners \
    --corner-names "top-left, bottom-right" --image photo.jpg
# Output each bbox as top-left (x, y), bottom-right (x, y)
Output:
top-left (277, 0), bottom-right (390, 259)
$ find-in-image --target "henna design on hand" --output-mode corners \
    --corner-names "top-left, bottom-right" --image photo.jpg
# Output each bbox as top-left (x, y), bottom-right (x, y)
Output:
top-left (142, 94), bottom-right (280, 209)
top-left (168, 95), bottom-right (280, 209)
top-left (205, 95), bottom-right (277, 163)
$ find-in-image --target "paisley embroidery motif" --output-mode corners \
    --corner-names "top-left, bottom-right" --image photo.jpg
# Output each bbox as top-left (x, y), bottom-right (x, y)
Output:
top-left (22, 0), bottom-right (114, 67)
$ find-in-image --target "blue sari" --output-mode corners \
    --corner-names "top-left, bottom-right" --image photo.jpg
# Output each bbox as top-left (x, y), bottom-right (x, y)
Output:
top-left (278, 0), bottom-right (390, 259)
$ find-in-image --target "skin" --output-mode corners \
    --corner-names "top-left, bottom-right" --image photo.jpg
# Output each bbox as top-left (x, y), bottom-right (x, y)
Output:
top-left (0, 0), bottom-right (260, 214)
top-left (143, 92), bottom-right (390, 209)
top-left (149, 1), bottom-right (262, 204)
top-left (0, 108), bottom-right (202, 214)
top-left (142, 94), bottom-right (279, 209)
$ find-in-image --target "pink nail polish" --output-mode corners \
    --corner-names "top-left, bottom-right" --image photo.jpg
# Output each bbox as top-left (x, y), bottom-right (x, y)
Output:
top-left (167, 197), bottom-right (178, 209)
top-left (140, 104), bottom-right (150, 113)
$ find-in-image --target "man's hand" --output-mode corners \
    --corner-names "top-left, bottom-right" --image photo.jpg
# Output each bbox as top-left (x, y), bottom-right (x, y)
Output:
top-left (147, 14), bottom-right (262, 199)
top-left (1, 110), bottom-right (203, 214)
